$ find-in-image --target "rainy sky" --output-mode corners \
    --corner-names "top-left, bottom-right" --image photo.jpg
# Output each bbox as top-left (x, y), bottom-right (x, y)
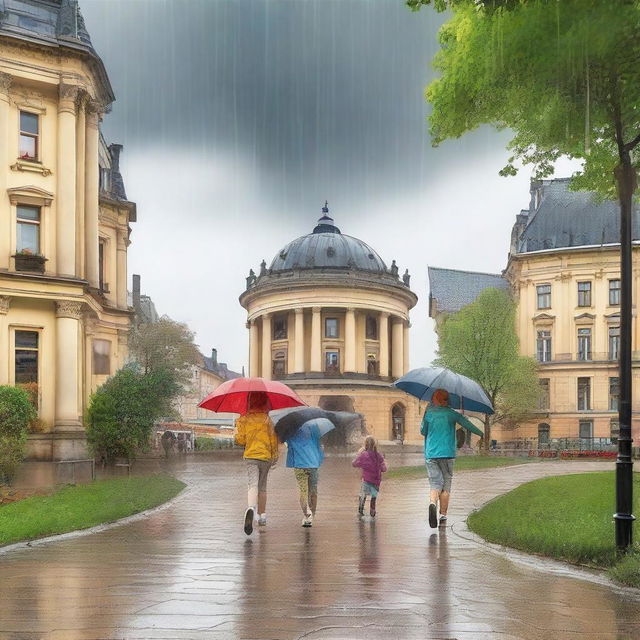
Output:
top-left (81, 0), bottom-right (564, 373)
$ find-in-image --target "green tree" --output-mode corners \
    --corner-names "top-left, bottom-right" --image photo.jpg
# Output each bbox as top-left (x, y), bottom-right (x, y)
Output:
top-left (0, 386), bottom-right (35, 482)
top-left (129, 315), bottom-right (200, 387)
top-left (86, 367), bottom-right (179, 464)
top-left (435, 288), bottom-right (539, 449)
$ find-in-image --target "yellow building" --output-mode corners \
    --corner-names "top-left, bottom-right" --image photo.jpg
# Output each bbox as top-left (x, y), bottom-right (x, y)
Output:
top-left (0, 1), bottom-right (135, 460)
top-left (239, 204), bottom-right (424, 444)
top-left (430, 178), bottom-right (638, 448)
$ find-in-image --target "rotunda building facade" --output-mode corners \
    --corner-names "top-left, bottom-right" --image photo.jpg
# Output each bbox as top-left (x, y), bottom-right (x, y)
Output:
top-left (239, 204), bottom-right (423, 444)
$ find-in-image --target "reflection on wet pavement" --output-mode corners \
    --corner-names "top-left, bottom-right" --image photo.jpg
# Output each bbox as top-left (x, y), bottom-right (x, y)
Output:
top-left (0, 456), bottom-right (638, 639)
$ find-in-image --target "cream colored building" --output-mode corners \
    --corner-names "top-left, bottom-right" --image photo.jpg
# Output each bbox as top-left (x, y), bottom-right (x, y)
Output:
top-left (430, 178), bottom-right (639, 447)
top-left (240, 205), bottom-right (424, 444)
top-left (0, 1), bottom-right (135, 460)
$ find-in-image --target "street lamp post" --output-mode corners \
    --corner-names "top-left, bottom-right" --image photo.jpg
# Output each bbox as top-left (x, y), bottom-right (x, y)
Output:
top-left (615, 162), bottom-right (635, 551)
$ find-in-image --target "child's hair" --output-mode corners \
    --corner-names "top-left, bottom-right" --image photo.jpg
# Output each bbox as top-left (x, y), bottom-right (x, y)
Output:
top-left (364, 435), bottom-right (378, 453)
top-left (432, 388), bottom-right (449, 407)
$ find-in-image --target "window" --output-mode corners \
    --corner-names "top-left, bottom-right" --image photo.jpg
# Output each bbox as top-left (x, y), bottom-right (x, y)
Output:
top-left (536, 330), bottom-right (552, 362)
top-left (538, 423), bottom-right (550, 444)
top-left (577, 328), bottom-right (592, 361)
top-left (325, 317), bottom-right (339, 339)
top-left (98, 239), bottom-right (106, 292)
top-left (19, 111), bottom-right (39, 160)
top-left (579, 419), bottom-right (593, 439)
top-left (577, 377), bottom-right (591, 411)
top-left (15, 330), bottom-right (39, 384)
top-left (93, 339), bottom-right (111, 375)
top-left (609, 377), bottom-right (620, 411)
top-left (325, 350), bottom-right (340, 374)
top-left (577, 281), bottom-right (592, 307)
top-left (366, 316), bottom-right (378, 340)
top-left (99, 167), bottom-right (111, 192)
top-left (538, 378), bottom-right (550, 410)
top-left (16, 205), bottom-right (41, 254)
top-left (609, 279), bottom-right (621, 306)
top-left (610, 419), bottom-right (620, 444)
top-left (272, 316), bottom-right (288, 340)
top-left (609, 326), bottom-right (620, 360)
top-left (537, 284), bottom-right (551, 309)
top-left (367, 353), bottom-right (379, 376)
top-left (272, 350), bottom-right (287, 377)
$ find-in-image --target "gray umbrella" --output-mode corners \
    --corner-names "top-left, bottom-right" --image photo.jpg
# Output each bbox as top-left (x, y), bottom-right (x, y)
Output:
top-left (270, 407), bottom-right (358, 442)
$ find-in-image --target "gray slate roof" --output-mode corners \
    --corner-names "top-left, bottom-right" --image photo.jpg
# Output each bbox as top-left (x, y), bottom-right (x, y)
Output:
top-left (428, 266), bottom-right (508, 316)
top-left (202, 356), bottom-right (241, 381)
top-left (518, 178), bottom-right (640, 253)
top-left (1, 0), bottom-right (94, 51)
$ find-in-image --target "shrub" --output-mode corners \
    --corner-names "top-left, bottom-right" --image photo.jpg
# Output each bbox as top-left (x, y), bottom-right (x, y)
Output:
top-left (0, 386), bottom-right (35, 483)
top-left (194, 437), bottom-right (233, 451)
top-left (86, 367), bottom-right (179, 464)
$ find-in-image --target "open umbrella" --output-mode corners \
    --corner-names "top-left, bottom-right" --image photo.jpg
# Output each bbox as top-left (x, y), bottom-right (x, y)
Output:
top-left (198, 377), bottom-right (305, 415)
top-left (393, 366), bottom-right (494, 414)
top-left (270, 406), bottom-right (358, 442)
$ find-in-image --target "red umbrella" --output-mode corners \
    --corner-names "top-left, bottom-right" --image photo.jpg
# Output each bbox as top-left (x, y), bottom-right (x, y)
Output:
top-left (197, 377), bottom-right (306, 415)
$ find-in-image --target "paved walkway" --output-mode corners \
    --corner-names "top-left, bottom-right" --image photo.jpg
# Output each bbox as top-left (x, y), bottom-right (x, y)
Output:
top-left (0, 457), bottom-right (638, 640)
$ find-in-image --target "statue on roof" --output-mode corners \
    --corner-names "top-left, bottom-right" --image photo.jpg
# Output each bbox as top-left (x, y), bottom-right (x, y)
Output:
top-left (246, 269), bottom-right (257, 289)
top-left (259, 259), bottom-right (267, 276)
top-left (390, 260), bottom-right (399, 277)
top-left (403, 269), bottom-right (411, 287)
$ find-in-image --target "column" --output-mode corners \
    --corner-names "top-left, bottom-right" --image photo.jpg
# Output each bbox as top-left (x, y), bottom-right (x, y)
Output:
top-left (403, 321), bottom-right (410, 375)
top-left (391, 316), bottom-right (404, 379)
top-left (56, 83), bottom-right (79, 277)
top-left (0, 73), bottom-right (11, 271)
top-left (75, 93), bottom-right (86, 278)
top-left (116, 227), bottom-right (128, 308)
top-left (261, 313), bottom-right (272, 380)
top-left (379, 312), bottom-right (389, 377)
top-left (55, 301), bottom-right (83, 430)
top-left (249, 320), bottom-right (259, 377)
top-left (294, 308), bottom-right (305, 373)
top-left (345, 308), bottom-right (356, 373)
top-left (0, 296), bottom-right (10, 385)
top-left (84, 100), bottom-right (101, 288)
top-left (310, 307), bottom-right (322, 372)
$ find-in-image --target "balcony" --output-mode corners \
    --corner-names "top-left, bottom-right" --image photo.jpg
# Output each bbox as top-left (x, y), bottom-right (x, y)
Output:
top-left (537, 352), bottom-right (622, 364)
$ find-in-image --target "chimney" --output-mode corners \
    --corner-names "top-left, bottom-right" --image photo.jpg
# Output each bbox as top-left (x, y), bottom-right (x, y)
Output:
top-left (211, 348), bottom-right (218, 365)
top-left (132, 274), bottom-right (141, 310)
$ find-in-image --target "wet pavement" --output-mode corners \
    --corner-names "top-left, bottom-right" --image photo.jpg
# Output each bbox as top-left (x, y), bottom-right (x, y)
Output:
top-left (0, 456), bottom-right (638, 640)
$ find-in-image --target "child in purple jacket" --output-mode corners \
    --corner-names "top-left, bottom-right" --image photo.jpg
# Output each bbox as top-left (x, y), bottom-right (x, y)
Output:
top-left (352, 436), bottom-right (387, 517)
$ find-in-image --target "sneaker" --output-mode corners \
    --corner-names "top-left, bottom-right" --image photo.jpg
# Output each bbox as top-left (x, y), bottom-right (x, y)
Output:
top-left (439, 514), bottom-right (448, 525)
top-left (258, 514), bottom-right (267, 527)
top-left (302, 513), bottom-right (313, 527)
top-left (358, 496), bottom-right (366, 516)
top-left (244, 507), bottom-right (254, 535)
top-left (428, 503), bottom-right (438, 529)
top-left (370, 509), bottom-right (376, 518)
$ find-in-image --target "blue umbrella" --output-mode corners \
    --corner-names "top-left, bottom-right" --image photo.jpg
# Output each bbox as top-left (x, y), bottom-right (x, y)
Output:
top-left (296, 418), bottom-right (335, 439)
top-left (393, 366), bottom-right (494, 414)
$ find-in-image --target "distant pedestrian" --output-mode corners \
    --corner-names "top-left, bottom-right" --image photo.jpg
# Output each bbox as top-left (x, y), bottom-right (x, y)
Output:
top-left (285, 419), bottom-right (327, 527)
top-left (421, 388), bottom-right (484, 528)
top-left (352, 436), bottom-right (387, 518)
top-left (234, 392), bottom-right (279, 535)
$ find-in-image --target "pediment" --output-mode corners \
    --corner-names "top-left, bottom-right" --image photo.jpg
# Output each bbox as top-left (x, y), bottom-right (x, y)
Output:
top-left (8, 186), bottom-right (54, 206)
top-left (533, 313), bottom-right (555, 322)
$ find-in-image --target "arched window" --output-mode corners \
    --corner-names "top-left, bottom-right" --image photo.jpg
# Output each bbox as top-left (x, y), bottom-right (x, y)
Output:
top-left (272, 350), bottom-right (287, 378)
top-left (538, 422), bottom-right (550, 445)
top-left (391, 402), bottom-right (405, 442)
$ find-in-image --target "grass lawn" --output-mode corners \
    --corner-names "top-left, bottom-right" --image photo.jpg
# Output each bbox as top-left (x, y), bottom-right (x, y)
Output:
top-left (467, 472), bottom-right (640, 588)
top-left (386, 456), bottom-right (535, 480)
top-left (0, 474), bottom-right (185, 547)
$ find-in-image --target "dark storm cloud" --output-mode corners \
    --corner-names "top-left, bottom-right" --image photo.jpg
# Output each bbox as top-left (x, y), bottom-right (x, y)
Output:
top-left (84, 0), bottom-right (451, 213)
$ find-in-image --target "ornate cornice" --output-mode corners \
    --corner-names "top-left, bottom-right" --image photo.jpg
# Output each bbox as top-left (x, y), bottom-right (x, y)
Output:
top-left (85, 99), bottom-right (103, 127)
top-left (0, 72), bottom-right (12, 96)
top-left (58, 83), bottom-right (80, 115)
top-left (56, 301), bottom-right (83, 320)
top-left (0, 296), bottom-right (10, 315)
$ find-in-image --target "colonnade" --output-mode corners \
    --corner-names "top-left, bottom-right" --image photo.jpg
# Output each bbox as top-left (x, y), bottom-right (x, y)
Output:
top-left (248, 307), bottom-right (409, 380)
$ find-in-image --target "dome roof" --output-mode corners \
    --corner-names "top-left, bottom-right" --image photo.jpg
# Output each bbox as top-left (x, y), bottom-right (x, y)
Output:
top-left (269, 204), bottom-right (388, 273)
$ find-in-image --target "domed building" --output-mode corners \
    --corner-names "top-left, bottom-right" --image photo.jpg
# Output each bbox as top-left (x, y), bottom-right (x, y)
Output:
top-left (239, 204), bottom-right (423, 444)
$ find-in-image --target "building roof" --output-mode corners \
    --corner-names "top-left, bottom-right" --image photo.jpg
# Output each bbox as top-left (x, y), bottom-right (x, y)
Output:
top-left (428, 266), bottom-right (508, 316)
top-left (269, 204), bottom-right (388, 274)
top-left (202, 355), bottom-right (241, 382)
top-left (516, 178), bottom-right (640, 253)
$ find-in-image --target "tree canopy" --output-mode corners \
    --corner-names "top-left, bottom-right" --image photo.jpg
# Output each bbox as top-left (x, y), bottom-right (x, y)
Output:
top-left (435, 288), bottom-right (539, 447)
top-left (412, 0), bottom-right (640, 199)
